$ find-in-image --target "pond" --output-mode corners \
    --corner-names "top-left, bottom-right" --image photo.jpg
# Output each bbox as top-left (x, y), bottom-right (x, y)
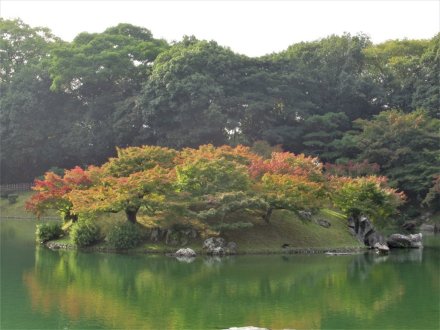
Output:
top-left (1, 219), bottom-right (439, 329)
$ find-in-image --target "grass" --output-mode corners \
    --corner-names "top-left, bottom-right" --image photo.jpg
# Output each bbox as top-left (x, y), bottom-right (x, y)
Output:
top-left (221, 209), bottom-right (362, 253)
top-left (3, 192), bottom-right (362, 254)
top-left (0, 191), bottom-right (41, 218)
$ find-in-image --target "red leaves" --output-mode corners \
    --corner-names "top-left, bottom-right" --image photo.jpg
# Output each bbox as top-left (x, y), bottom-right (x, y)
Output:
top-left (249, 152), bottom-right (322, 180)
top-left (25, 167), bottom-right (92, 218)
top-left (324, 160), bottom-right (380, 177)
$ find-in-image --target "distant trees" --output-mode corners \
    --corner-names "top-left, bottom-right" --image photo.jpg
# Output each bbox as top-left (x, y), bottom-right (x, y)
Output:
top-left (332, 110), bottom-right (440, 204)
top-left (1, 18), bottom-right (438, 210)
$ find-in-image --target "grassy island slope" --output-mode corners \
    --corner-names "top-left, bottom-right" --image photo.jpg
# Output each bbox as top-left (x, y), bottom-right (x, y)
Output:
top-left (1, 193), bottom-right (362, 254)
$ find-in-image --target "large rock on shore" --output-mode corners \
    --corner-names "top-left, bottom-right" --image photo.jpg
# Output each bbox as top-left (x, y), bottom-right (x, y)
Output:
top-left (387, 233), bottom-right (423, 248)
top-left (348, 215), bottom-right (387, 248)
top-left (203, 237), bottom-right (226, 255)
top-left (175, 248), bottom-right (197, 257)
top-left (203, 237), bottom-right (238, 255)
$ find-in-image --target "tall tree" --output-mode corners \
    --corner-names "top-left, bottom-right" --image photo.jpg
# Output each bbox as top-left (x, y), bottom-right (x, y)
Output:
top-left (0, 19), bottom-right (79, 183)
top-left (140, 37), bottom-right (249, 148)
top-left (49, 24), bottom-right (169, 163)
top-left (334, 110), bottom-right (440, 203)
top-left (412, 34), bottom-right (440, 118)
top-left (0, 18), bottom-right (59, 84)
top-left (364, 38), bottom-right (430, 112)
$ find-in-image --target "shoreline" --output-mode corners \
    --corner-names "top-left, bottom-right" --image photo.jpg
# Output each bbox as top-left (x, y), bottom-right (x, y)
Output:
top-left (44, 240), bottom-right (366, 256)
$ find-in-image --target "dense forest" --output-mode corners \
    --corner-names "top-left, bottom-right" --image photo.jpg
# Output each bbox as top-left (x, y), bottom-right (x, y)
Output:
top-left (1, 18), bottom-right (439, 209)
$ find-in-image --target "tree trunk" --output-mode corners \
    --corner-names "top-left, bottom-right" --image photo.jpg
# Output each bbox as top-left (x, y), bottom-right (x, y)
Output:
top-left (125, 207), bottom-right (139, 224)
top-left (263, 207), bottom-right (273, 223)
top-left (64, 211), bottom-right (78, 223)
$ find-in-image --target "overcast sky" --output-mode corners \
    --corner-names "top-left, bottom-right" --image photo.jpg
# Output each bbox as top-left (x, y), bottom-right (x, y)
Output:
top-left (1, 1), bottom-right (439, 57)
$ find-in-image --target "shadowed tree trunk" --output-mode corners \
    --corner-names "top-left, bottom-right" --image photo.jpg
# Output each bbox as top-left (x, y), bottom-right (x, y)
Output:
top-left (63, 210), bottom-right (78, 223)
top-left (125, 207), bottom-right (139, 223)
top-left (263, 207), bottom-right (273, 223)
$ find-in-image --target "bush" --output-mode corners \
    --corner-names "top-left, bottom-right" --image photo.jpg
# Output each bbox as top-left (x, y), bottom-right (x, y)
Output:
top-left (107, 222), bottom-right (142, 250)
top-left (36, 222), bottom-right (63, 243)
top-left (8, 194), bottom-right (18, 204)
top-left (70, 220), bottom-right (100, 247)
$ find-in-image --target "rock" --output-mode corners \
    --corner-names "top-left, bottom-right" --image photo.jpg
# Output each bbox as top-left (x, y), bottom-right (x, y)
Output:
top-left (298, 210), bottom-right (312, 220)
top-left (373, 242), bottom-right (389, 254)
top-left (402, 221), bottom-right (417, 231)
top-left (165, 229), bottom-right (180, 245)
top-left (225, 241), bottom-right (238, 254)
top-left (226, 327), bottom-right (269, 330)
top-left (175, 248), bottom-right (196, 257)
top-left (358, 216), bottom-right (375, 240)
top-left (365, 231), bottom-right (387, 247)
top-left (203, 237), bottom-right (226, 249)
top-left (348, 215), bottom-right (387, 248)
top-left (317, 219), bottom-right (331, 228)
top-left (387, 233), bottom-right (423, 248)
top-left (150, 228), bottom-right (164, 242)
top-left (419, 212), bottom-right (432, 221)
top-left (211, 247), bottom-right (225, 255)
top-left (420, 224), bottom-right (435, 232)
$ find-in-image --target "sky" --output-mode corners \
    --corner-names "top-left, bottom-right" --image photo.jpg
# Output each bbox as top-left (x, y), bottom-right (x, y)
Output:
top-left (1, 1), bottom-right (439, 57)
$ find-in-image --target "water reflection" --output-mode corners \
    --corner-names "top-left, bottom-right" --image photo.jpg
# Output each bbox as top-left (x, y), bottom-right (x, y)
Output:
top-left (21, 246), bottom-right (439, 330)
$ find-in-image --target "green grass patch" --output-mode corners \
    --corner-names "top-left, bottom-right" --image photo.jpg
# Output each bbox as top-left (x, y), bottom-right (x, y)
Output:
top-left (0, 191), bottom-right (58, 218)
top-left (221, 209), bottom-right (361, 253)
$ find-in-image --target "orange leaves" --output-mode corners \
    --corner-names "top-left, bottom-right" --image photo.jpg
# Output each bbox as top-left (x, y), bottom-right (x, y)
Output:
top-left (25, 166), bottom-right (92, 218)
top-left (103, 145), bottom-right (178, 177)
top-left (249, 152), bottom-right (323, 180)
top-left (261, 173), bottom-right (327, 211)
top-left (27, 144), bottom-right (405, 223)
top-left (328, 175), bottom-right (406, 220)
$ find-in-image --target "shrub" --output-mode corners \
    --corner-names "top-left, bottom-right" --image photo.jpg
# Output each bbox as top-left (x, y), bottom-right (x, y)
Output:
top-left (36, 222), bottom-right (63, 243)
top-left (8, 194), bottom-right (18, 204)
top-left (107, 222), bottom-right (142, 250)
top-left (70, 219), bottom-right (100, 247)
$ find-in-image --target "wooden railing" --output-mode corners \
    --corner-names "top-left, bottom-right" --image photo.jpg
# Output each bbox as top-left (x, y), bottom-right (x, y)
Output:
top-left (0, 183), bottom-right (33, 193)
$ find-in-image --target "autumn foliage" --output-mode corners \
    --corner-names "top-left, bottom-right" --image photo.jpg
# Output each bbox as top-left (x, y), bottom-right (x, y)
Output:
top-left (27, 145), bottom-right (405, 229)
top-left (26, 166), bottom-right (93, 221)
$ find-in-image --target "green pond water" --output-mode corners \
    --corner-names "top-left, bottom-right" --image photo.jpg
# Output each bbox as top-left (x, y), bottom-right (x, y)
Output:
top-left (1, 219), bottom-right (439, 330)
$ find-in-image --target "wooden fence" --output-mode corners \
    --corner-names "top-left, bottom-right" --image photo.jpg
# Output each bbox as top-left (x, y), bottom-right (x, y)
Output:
top-left (0, 183), bottom-right (33, 193)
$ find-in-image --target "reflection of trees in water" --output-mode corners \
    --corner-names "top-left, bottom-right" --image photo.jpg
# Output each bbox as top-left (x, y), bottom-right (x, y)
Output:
top-left (23, 249), bottom-right (437, 329)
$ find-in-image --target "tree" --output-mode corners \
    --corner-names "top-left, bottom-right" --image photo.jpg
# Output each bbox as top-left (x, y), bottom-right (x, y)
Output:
top-left (301, 112), bottom-right (351, 161)
top-left (69, 145), bottom-right (178, 223)
top-left (25, 166), bottom-right (94, 221)
top-left (412, 34), bottom-right (440, 117)
top-left (364, 38), bottom-right (430, 112)
top-left (0, 65), bottom-right (83, 183)
top-left (0, 19), bottom-right (78, 183)
top-left (103, 145), bottom-right (178, 177)
top-left (249, 152), bottom-right (324, 181)
top-left (140, 38), bottom-right (249, 147)
top-left (49, 24), bottom-right (169, 163)
top-left (250, 151), bottom-right (327, 222)
top-left (259, 173), bottom-right (327, 223)
top-left (330, 176), bottom-right (405, 221)
top-left (334, 109), bottom-right (440, 203)
top-left (0, 18), bottom-right (59, 84)
top-left (278, 33), bottom-right (381, 121)
top-left (69, 167), bottom-right (174, 223)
